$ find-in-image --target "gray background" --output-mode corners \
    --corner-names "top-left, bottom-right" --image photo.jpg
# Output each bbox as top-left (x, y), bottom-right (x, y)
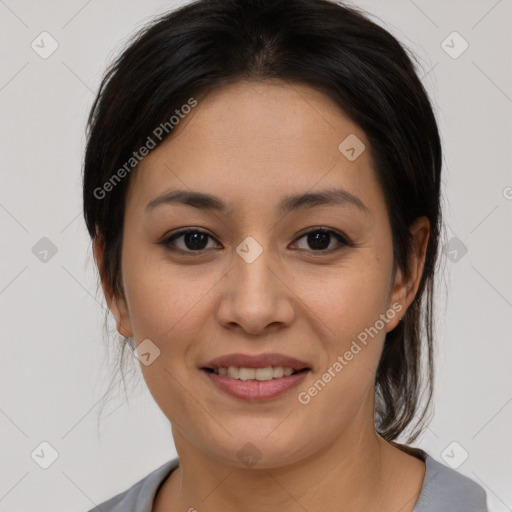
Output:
top-left (0, 0), bottom-right (511, 510)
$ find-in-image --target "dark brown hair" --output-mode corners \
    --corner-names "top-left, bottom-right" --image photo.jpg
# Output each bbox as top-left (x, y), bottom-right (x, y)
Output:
top-left (83, 0), bottom-right (442, 443)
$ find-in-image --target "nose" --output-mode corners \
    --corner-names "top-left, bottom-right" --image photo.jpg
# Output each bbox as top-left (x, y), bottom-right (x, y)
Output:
top-left (215, 236), bottom-right (295, 335)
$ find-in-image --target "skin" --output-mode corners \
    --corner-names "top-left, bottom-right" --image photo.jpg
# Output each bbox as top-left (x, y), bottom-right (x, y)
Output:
top-left (94, 79), bottom-right (430, 512)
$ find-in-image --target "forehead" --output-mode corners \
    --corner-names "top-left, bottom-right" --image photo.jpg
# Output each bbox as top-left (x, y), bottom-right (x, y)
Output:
top-left (127, 79), bottom-right (383, 216)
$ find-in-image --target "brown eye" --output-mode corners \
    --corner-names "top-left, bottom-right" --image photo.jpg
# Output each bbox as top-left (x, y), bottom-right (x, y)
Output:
top-left (160, 227), bottom-right (351, 255)
top-left (293, 228), bottom-right (349, 252)
top-left (161, 229), bottom-right (219, 253)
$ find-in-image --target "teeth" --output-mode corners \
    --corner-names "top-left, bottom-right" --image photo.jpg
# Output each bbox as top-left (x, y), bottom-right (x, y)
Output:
top-left (227, 366), bottom-right (239, 379)
top-left (213, 366), bottom-right (300, 380)
top-left (239, 367), bottom-right (256, 380)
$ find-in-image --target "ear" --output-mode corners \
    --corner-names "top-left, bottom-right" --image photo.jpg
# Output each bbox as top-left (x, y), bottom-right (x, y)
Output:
top-left (386, 216), bottom-right (430, 332)
top-left (93, 236), bottom-right (133, 338)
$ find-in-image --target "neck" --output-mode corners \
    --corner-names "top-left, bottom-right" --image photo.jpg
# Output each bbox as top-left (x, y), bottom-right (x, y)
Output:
top-left (154, 422), bottom-right (420, 512)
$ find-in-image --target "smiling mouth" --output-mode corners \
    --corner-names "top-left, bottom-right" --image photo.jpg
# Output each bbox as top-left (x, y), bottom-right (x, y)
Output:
top-left (201, 366), bottom-right (310, 381)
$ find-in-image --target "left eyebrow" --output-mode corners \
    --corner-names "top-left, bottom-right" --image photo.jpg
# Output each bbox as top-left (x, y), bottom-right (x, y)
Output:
top-left (279, 188), bottom-right (370, 215)
top-left (145, 187), bottom-right (370, 216)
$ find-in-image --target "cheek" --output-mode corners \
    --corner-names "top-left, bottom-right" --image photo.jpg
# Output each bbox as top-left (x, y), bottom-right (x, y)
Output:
top-left (297, 275), bottom-right (389, 419)
top-left (303, 263), bottom-right (390, 334)
top-left (122, 246), bottom-right (213, 339)
top-left (296, 255), bottom-right (392, 395)
top-left (121, 257), bottom-right (211, 423)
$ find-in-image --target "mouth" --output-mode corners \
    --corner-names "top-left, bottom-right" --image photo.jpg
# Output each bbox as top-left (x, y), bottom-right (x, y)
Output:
top-left (199, 352), bottom-right (312, 400)
top-left (200, 364), bottom-right (311, 401)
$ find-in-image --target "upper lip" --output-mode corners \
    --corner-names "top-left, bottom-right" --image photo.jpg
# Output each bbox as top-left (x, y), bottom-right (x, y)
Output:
top-left (202, 353), bottom-right (311, 371)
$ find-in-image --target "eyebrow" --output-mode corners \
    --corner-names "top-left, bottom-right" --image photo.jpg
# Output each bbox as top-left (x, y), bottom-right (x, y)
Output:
top-left (145, 188), bottom-right (370, 215)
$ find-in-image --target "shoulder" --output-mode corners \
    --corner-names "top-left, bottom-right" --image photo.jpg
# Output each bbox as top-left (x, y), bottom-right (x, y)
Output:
top-left (86, 458), bottom-right (179, 512)
top-left (413, 449), bottom-right (488, 512)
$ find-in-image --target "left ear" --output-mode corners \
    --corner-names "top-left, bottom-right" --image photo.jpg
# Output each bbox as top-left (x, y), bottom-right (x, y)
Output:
top-left (386, 216), bottom-right (431, 332)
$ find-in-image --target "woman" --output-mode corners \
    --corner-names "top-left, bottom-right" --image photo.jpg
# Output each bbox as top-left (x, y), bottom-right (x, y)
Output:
top-left (83, 0), bottom-right (488, 510)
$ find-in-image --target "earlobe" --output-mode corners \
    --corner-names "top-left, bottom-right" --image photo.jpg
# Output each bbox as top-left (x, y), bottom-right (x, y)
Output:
top-left (93, 237), bottom-right (133, 338)
top-left (387, 265), bottom-right (408, 332)
top-left (110, 296), bottom-right (133, 339)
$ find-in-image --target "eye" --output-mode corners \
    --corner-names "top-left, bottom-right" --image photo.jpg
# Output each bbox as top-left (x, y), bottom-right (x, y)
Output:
top-left (292, 228), bottom-right (350, 252)
top-left (160, 229), bottom-right (220, 253)
top-left (160, 227), bottom-right (351, 255)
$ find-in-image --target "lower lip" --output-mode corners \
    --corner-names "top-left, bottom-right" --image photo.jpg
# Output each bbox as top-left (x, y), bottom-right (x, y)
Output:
top-left (201, 369), bottom-right (310, 401)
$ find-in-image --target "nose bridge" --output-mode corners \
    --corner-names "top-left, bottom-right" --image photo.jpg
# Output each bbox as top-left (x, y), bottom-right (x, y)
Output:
top-left (233, 234), bottom-right (277, 299)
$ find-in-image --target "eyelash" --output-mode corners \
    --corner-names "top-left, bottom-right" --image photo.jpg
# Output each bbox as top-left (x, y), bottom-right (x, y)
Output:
top-left (159, 227), bottom-right (353, 255)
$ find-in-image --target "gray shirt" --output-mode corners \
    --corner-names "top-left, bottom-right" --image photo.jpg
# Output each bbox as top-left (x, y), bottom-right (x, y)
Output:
top-left (87, 449), bottom-right (488, 511)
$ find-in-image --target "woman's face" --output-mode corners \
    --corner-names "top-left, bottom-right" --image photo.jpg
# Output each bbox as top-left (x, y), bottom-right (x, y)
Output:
top-left (98, 79), bottom-right (428, 468)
